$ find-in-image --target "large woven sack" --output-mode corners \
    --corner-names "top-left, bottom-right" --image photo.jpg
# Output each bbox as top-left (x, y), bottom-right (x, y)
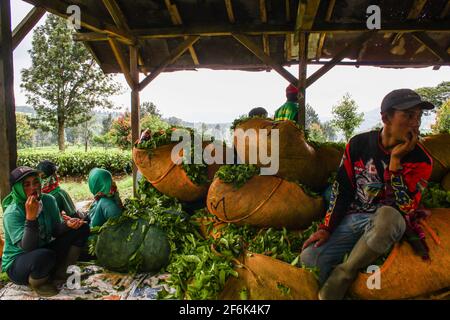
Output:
top-left (233, 118), bottom-right (342, 190)
top-left (420, 134), bottom-right (450, 182)
top-left (133, 142), bottom-right (222, 202)
top-left (350, 208), bottom-right (450, 299)
top-left (220, 252), bottom-right (319, 300)
top-left (441, 172), bottom-right (450, 191)
top-left (96, 218), bottom-right (170, 273)
top-left (207, 175), bottom-right (325, 229)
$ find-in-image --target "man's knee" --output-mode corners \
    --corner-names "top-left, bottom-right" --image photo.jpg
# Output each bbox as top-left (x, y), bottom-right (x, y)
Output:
top-left (300, 246), bottom-right (319, 268)
top-left (31, 249), bottom-right (56, 277)
top-left (373, 206), bottom-right (406, 239)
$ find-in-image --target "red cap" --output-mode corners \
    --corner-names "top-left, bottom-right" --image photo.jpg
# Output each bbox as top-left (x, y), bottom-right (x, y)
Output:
top-left (286, 84), bottom-right (299, 95)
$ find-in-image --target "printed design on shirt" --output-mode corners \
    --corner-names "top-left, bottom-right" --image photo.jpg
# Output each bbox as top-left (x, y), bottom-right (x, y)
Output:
top-left (324, 180), bottom-right (339, 227)
top-left (391, 173), bottom-right (414, 213)
top-left (351, 158), bottom-right (384, 212)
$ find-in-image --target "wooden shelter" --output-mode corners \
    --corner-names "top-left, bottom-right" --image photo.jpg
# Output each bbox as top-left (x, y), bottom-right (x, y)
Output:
top-left (1, 0), bottom-right (449, 198)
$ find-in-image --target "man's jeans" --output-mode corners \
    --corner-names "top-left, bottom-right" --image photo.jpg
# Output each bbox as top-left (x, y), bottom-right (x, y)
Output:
top-left (300, 206), bottom-right (406, 285)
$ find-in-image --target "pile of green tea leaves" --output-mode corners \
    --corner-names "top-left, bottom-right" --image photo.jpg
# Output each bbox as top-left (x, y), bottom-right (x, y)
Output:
top-left (92, 178), bottom-right (323, 300)
top-left (215, 164), bottom-right (260, 188)
top-left (421, 182), bottom-right (450, 208)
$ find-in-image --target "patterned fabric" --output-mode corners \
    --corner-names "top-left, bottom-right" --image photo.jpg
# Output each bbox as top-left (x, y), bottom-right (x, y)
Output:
top-left (41, 174), bottom-right (60, 194)
top-left (320, 130), bottom-right (433, 259)
top-left (274, 101), bottom-right (298, 121)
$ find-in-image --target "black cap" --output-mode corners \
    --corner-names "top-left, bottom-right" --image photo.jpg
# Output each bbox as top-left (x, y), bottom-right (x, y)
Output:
top-left (37, 160), bottom-right (57, 177)
top-left (10, 166), bottom-right (39, 187)
top-left (249, 107), bottom-right (268, 118)
top-left (381, 89), bottom-right (434, 113)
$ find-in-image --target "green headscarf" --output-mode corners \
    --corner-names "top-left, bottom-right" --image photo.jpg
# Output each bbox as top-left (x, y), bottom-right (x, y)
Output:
top-left (1, 175), bottom-right (39, 211)
top-left (88, 168), bottom-right (113, 197)
top-left (88, 168), bottom-right (123, 215)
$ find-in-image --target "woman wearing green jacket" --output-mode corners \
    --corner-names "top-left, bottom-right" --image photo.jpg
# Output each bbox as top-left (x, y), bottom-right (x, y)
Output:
top-left (88, 168), bottom-right (123, 228)
top-left (37, 160), bottom-right (79, 218)
top-left (1, 167), bottom-right (90, 297)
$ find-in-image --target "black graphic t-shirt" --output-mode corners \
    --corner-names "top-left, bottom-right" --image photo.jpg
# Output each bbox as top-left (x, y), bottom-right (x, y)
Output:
top-left (320, 130), bottom-right (433, 233)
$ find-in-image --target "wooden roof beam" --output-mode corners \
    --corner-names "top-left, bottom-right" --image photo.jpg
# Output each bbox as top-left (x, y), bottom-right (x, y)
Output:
top-left (224, 0), bottom-right (235, 23)
top-left (442, 1), bottom-right (450, 18)
top-left (263, 34), bottom-right (270, 56)
top-left (23, 0), bottom-right (134, 45)
top-left (412, 32), bottom-right (450, 62)
top-left (12, 6), bottom-right (45, 50)
top-left (393, 0), bottom-right (428, 44)
top-left (73, 32), bottom-right (109, 42)
top-left (407, 0), bottom-right (428, 19)
top-left (232, 33), bottom-right (298, 86)
top-left (259, 0), bottom-right (267, 23)
top-left (164, 0), bottom-right (199, 65)
top-left (302, 0), bottom-right (321, 30)
top-left (101, 0), bottom-right (148, 75)
top-left (316, 0), bottom-right (335, 60)
top-left (285, 0), bottom-right (291, 22)
top-left (131, 21), bottom-right (450, 39)
top-left (139, 36), bottom-right (200, 91)
top-left (306, 31), bottom-right (376, 88)
top-left (108, 37), bottom-right (136, 89)
top-left (102, 0), bottom-right (130, 33)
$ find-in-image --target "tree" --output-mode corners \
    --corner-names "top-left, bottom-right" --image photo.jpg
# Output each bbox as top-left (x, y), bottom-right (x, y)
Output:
top-left (308, 123), bottom-right (326, 143)
top-left (432, 99), bottom-right (450, 134)
top-left (321, 120), bottom-right (337, 142)
top-left (415, 81), bottom-right (450, 110)
top-left (331, 93), bottom-right (364, 141)
top-left (140, 101), bottom-right (162, 118)
top-left (16, 113), bottom-right (35, 149)
top-left (80, 113), bottom-right (99, 152)
top-left (101, 113), bottom-right (114, 135)
top-left (21, 14), bottom-right (122, 151)
top-left (305, 103), bottom-right (320, 129)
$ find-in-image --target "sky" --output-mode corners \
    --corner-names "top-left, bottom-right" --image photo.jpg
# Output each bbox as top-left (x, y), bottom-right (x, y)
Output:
top-left (11, 0), bottom-right (450, 124)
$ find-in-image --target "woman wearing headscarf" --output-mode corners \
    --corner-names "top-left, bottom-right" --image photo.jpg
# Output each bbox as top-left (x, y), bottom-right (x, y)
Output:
top-left (88, 168), bottom-right (123, 228)
top-left (37, 160), bottom-right (79, 218)
top-left (1, 167), bottom-right (90, 297)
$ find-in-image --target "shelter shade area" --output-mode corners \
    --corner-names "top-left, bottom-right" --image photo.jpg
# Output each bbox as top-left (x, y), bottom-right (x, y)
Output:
top-left (1, 0), bottom-right (449, 197)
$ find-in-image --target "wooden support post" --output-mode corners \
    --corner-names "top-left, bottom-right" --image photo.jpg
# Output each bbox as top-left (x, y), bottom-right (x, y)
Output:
top-left (0, 0), bottom-right (17, 201)
top-left (12, 6), bottom-right (45, 50)
top-left (298, 32), bottom-right (307, 129)
top-left (130, 46), bottom-right (140, 196)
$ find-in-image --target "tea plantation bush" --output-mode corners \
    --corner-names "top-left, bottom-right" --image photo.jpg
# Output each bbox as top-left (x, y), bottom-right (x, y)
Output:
top-left (18, 149), bottom-right (132, 177)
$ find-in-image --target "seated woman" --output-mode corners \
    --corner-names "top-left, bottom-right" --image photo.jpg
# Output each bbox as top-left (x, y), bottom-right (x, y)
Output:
top-left (88, 168), bottom-right (123, 228)
top-left (1, 166), bottom-right (90, 297)
top-left (37, 160), bottom-right (79, 218)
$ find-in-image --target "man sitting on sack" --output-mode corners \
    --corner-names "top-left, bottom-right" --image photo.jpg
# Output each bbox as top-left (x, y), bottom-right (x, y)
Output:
top-left (300, 89), bottom-right (435, 299)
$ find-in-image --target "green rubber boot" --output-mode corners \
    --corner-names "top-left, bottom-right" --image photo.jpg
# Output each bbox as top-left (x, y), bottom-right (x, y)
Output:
top-left (29, 276), bottom-right (59, 297)
top-left (53, 245), bottom-right (82, 281)
top-left (318, 238), bottom-right (381, 300)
